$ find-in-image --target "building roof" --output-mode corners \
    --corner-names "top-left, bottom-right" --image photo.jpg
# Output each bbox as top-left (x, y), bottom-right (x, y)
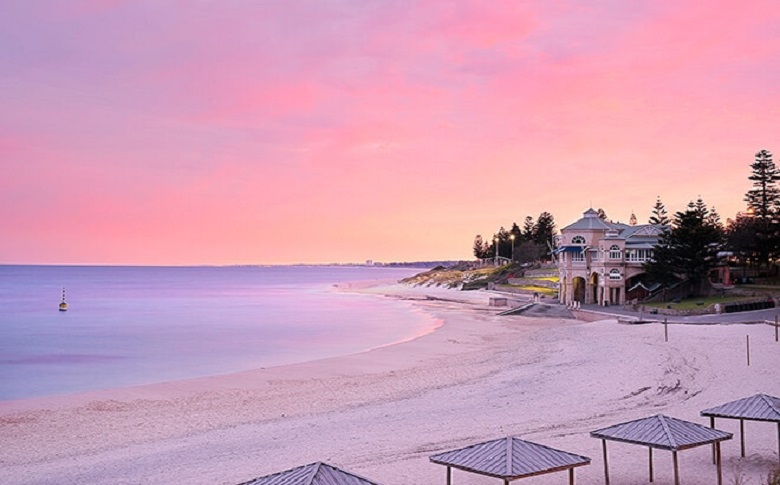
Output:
top-left (701, 394), bottom-right (780, 423)
top-left (590, 414), bottom-right (732, 451)
top-left (556, 245), bottom-right (586, 254)
top-left (237, 462), bottom-right (381, 485)
top-left (429, 436), bottom-right (590, 480)
top-left (627, 281), bottom-right (661, 293)
top-left (561, 209), bottom-right (615, 232)
top-left (561, 209), bottom-right (665, 238)
top-left (625, 242), bottom-right (656, 250)
top-left (622, 224), bottom-right (666, 238)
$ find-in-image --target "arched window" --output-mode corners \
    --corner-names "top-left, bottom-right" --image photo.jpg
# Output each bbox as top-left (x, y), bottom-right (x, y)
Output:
top-left (571, 236), bottom-right (586, 245)
top-left (609, 245), bottom-right (621, 260)
top-left (609, 269), bottom-right (622, 280)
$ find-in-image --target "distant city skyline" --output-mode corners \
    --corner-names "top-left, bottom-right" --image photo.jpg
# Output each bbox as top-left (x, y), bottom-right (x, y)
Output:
top-left (3, 1), bottom-right (779, 265)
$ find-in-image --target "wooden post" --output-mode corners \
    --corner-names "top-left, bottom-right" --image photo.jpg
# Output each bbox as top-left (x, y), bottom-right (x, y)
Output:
top-left (673, 451), bottom-right (680, 485)
top-left (649, 447), bottom-right (654, 482)
top-left (775, 315), bottom-right (779, 342)
top-left (664, 318), bottom-right (668, 342)
top-left (602, 439), bottom-right (610, 485)
top-left (740, 419), bottom-right (746, 457)
top-left (777, 422), bottom-right (780, 464)
top-left (569, 468), bottom-right (575, 485)
top-left (716, 441), bottom-right (723, 485)
top-left (746, 335), bottom-right (751, 366)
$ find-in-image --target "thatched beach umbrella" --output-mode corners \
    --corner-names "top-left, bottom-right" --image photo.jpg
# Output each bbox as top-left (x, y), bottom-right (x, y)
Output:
top-left (591, 414), bottom-right (732, 485)
top-left (701, 393), bottom-right (780, 462)
top-left (237, 461), bottom-right (381, 485)
top-left (429, 436), bottom-right (591, 484)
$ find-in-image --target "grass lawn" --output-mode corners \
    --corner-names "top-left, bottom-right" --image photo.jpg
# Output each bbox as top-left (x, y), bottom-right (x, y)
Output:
top-left (504, 284), bottom-right (558, 296)
top-left (530, 276), bottom-right (560, 283)
top-left (643, 295), bottom-right (749, 310)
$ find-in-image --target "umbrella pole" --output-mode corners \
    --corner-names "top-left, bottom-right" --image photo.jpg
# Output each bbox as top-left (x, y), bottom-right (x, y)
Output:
top-left (601, 439), bottom-right (610, 485)
top-left (716, 441), bottom-right (723, 485)
top-left (672, 451), bottom-right (680, 485)
top-left (740, 419), bottom-right (745, 457)
top-left (649, 447), bottom-right (654, 482)
top-left (710, 416), bottom-right (716, 464)
top-left (569, 468), bottom-right (574, 485)
top-left (446, 466), bottom-right (451, 485)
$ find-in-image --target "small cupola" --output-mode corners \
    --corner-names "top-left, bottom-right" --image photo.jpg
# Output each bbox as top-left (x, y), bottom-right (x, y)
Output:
top-left (583, 208), bottom-right (599, 218)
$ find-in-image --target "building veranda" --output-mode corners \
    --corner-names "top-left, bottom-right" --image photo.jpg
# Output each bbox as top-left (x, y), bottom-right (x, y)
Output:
top-left (557, 208), bottom-right (665, 306)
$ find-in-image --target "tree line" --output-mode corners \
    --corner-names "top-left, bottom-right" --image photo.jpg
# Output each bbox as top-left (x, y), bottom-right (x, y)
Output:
top-left (473, 212), bottom-right (556, 263)
top-left (647, 149), bottom-right (780, 297)
top-left (472, 149), bottom-right (780, 297)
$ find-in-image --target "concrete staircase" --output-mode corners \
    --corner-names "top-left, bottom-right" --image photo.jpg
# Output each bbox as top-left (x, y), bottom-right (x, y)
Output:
top-left (499, 302), bottom-right (574, 319)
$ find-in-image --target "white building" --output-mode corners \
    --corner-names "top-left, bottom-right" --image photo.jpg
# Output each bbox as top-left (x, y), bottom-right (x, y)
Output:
top-left (557, 208), bottom-right (665, 306)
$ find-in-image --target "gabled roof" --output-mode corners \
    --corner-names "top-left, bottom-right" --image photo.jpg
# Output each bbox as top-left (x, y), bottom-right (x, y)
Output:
top-left (627, 281), bottom-right (661, 293)
top-left (701, 394), bottom-right (780, 423)
top-left (624, 225), bottom-right (666, 238)
top-left (238, 462), bottom-right (381, 485)
top-left (429, 436), bottom-right (590, 480)
top-left (590, 414), bottom-right (732, 451)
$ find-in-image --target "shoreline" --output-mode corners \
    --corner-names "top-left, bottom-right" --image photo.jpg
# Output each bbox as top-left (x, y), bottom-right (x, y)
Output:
top-left (0, 278), bottom-right (462, 412)
top-left (0, 272), bottom-right (430, 403)
top-left (2, 283), bottom-right (779, 484)
top-left (0, 284), bottom-right (520, 418)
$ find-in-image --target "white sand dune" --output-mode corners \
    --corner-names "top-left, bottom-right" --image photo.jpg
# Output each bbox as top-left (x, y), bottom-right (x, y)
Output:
top-left (1, 283), bottom-right (778, 484)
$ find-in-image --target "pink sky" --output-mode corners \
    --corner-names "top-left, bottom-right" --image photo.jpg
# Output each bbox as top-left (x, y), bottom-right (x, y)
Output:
top-left (2, 1), bottom-right (780, 265)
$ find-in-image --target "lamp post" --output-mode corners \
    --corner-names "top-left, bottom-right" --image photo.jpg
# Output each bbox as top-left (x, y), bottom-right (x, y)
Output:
top-left (510, 234), bottom-right (516, 262)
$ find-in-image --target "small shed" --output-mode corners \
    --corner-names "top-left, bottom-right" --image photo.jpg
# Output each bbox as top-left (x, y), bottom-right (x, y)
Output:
top-left (590, 414), bottom-right (732, 485)
top-left (237, 461), bottom-right (381, 485)
top-left (429, 436), bottom-right (591, 484)
top-left (701, 393), bottom-right (780, 462)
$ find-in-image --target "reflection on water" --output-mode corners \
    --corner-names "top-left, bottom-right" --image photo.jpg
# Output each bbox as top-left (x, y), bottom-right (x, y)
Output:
top-left (0, 265), bottom-right (431, 400)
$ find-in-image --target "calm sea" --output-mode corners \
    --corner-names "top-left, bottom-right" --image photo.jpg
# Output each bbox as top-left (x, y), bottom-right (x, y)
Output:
top-left (0, 265), bottom-right (431, 401)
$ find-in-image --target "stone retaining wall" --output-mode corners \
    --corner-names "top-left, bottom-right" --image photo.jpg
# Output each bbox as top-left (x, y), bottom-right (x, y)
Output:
top-left (493, 284), bottom-right (556, 299)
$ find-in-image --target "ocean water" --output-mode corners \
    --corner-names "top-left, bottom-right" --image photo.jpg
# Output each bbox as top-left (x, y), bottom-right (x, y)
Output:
top-left (0, 265), bottom-right (432, 401)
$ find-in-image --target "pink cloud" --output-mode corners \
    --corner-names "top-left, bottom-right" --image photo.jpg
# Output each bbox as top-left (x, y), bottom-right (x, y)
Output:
top-left (2, 1), bottom-right (780, 264)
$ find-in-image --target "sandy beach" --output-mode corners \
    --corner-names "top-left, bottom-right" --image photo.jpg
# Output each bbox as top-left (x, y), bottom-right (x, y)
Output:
top-left (1, 283), bottom-right (778, 484)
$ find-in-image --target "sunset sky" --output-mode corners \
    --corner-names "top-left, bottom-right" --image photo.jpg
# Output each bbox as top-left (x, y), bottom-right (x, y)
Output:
top-left (3, 1), bottom-right (780, 265)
